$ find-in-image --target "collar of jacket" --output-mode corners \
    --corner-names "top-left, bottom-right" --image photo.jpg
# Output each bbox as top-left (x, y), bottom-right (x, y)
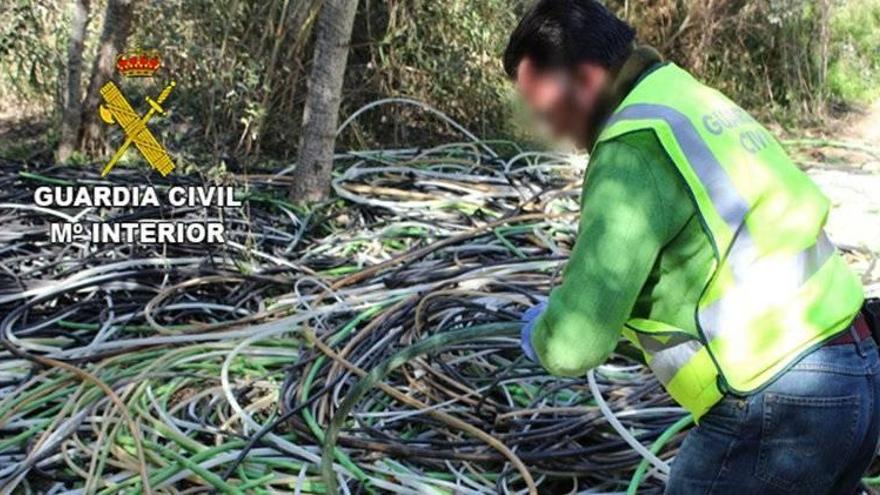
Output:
top-left (584, 45), bottom-right (664, 149)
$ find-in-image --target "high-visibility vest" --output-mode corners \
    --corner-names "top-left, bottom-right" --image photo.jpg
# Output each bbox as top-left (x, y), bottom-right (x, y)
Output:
top-left (598, 64), bottom-right (864, 419)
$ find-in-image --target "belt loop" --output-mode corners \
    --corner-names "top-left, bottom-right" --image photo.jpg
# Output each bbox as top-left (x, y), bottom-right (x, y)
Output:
top-left (851, 324), bottom-right (868, 358)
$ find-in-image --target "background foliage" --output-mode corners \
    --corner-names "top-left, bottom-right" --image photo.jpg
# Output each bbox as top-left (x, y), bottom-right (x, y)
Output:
top-left (828, 0), bottom-right (880, 104)
top-left (1, 0), bottom-right (878, 163)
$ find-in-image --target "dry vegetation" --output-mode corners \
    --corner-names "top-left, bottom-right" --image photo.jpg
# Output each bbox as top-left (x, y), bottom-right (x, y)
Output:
top-left (1, 0), bottom-right (878, 165)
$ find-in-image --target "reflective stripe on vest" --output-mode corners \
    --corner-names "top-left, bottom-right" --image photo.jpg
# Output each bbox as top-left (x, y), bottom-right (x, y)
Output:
top-left (606, 104), bottom-right (749, 234)
top-left (699, 231), bottom-right (835, 342)
top-left (635, 331), bottom-right (702, 385)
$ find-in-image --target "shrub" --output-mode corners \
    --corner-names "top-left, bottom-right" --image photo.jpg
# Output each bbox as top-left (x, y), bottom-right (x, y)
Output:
top-left (828, 0), bottom-right (880, 104)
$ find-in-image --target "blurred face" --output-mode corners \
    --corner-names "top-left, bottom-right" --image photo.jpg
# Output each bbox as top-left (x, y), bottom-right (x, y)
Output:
top-left (514, 58), bottom-right (610, 148)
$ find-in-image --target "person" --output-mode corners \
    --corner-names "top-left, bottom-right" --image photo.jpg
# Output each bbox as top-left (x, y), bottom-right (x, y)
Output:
top-left (504, 1), bottom-right (879, 493)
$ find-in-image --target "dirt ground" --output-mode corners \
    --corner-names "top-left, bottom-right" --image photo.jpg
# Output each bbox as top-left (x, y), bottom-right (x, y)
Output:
top-left (806, 101), bottom-right (880, 295)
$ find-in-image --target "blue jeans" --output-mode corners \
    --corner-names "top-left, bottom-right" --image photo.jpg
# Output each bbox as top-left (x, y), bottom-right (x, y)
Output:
top-left (666, 335), bottom-right (880, 494)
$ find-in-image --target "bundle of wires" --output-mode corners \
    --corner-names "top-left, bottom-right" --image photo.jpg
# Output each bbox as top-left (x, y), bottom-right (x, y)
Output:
top-left (0, 116), bottom-right (876, 493)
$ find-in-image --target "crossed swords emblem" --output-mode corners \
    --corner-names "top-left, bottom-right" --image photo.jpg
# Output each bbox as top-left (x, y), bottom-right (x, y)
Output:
top-left (98, 80), bottom-right (177, 177)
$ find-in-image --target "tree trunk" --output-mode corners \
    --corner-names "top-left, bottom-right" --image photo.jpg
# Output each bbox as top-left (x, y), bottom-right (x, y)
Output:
top-left (79, 0), bottom-right (135, 157)
top-left (57, 0), bottom-right (91, 163)
top-left (290, 0), bottom-right (358, 202)
top-left (816, 0), bottom-right (832, 109)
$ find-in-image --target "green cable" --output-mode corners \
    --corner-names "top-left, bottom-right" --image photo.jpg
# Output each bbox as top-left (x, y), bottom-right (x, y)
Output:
top-left (493, 228), bottom-right (526, 259)
top-left (863, 474), bottom-right (880, 486)
top-left (146, 440), bottom-right (242, 494)
top-left (626, 414), bottom-right (693, 495)
top-left (18, 171), bottom-right (76, 186)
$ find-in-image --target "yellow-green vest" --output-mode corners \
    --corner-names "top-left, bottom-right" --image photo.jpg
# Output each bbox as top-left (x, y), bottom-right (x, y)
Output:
top-left (598, 64), bottom-right (864, 420)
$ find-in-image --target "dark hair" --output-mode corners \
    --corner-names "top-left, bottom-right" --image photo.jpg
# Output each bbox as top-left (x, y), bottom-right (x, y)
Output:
top-left (503, 0), bottom-right (635, 79)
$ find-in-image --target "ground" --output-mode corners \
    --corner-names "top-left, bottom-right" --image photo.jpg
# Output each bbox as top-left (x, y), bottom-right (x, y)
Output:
top-left (804, 101), bottom-right (880, 295)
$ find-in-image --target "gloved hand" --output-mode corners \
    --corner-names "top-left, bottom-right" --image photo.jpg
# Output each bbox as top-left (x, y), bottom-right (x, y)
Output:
top-left (520, 300), bottom-right (547, 362)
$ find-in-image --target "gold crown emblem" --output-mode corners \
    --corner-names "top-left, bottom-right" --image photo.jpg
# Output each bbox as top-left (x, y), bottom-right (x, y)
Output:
top-left (115, 49), bottom-right (161, 77)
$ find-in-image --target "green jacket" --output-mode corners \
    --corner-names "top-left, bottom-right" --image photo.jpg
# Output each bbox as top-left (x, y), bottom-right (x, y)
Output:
top-left (531, 47), bottom-right (716, 376)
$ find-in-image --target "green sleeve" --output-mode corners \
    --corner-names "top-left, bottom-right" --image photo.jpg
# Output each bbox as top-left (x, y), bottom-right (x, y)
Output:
top-left (531, 136), bottom-right (689, 376)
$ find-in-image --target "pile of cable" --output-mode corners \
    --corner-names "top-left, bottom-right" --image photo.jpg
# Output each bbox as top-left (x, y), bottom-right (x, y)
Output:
top-left (0, 133), bottom-right (875, 493)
